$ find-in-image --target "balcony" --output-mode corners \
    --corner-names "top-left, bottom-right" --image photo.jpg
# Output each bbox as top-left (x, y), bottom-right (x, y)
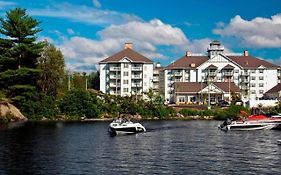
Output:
top-left (132, 67), bottom-right (142, 71)
top-left (241, 72), bottom-right (249, 76)
top-left (109, 83), bottom-right (121, 87)
top-left (223, 71), bottom-right (233, 76)
top-left (152, 77), bottom-right (159, 82)
top-left (109, 74), bottom-right (121, 79)
top-left (241, 86), bottom-right (250, 90)
top-left (208, 72), bottom-right (217, 77)
top-left (132, 74), bottom-right (142, 79)
top-left (240, 78), bottom-right (249, 83)
top-left (109, 66), bottom-right (121, 71)
top-left (173, 72), bottom-right (182, 76)
top-left (132, 83), bottom-right (142, 87)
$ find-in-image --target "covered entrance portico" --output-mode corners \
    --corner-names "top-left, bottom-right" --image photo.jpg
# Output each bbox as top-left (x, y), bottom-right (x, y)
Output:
top-left (174, 82), bottom-right (240, 105)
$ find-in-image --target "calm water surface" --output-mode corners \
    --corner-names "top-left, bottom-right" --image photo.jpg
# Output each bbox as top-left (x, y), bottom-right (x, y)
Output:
top-left (0, 120), bottom-right (281, 175)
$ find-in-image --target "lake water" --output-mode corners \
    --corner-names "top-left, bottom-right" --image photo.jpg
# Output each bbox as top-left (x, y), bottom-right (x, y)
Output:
top-left (0, 120), bottom-right (281, 175)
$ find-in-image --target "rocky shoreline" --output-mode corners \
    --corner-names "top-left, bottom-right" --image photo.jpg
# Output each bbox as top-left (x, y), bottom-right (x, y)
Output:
top-left (0, 102), bottom-right (27, 122)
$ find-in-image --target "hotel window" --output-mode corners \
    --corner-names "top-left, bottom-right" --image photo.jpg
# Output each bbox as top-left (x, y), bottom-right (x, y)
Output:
top-left (124, 63), bottom-right (129, 68)
top-left (234, 76), bottom-right (238, 80)
top-left (123, 72), bottom-right (129, 76)
top-left (259, 70), bottom-right (264, 73)
top-left (259, 83), bottom-right (264, 87)
top-left (259, 76), bottom-right (264, 80)
top-left (251, 83), bottom-right (255, 87)
top-left (123, 80), bottom-right (128, 84)
top-left (123, 88), bottom-right (128, 93)
top-left (259, 90), bottom-right (264, 94)
top-left (178, 96), bottom-right (185, 102)
top-left (251, 91), bottom-right (255, 94)
top-left (251, 77), bottom-right (256, 80)
top-left (234, 69), bottom-right (239, 73)
top-left (250, 70), bottom-right (255, 73)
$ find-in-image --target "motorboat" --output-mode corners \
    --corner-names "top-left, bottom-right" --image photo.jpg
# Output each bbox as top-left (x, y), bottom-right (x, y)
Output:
top-left (219, 120), bottom-right (277, 131)
top-left (108, 118), bottom-right (146, 136)
top-left (219, 108), bottom-right (281, 131)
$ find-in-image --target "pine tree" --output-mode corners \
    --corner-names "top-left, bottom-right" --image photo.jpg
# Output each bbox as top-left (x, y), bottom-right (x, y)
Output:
top-left (0, 8), bottom-right (44, 105)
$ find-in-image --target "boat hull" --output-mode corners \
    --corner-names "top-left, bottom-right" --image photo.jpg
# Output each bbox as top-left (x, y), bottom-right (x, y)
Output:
top-left (108, 122), bottom-right (146, 136)
top-left (227, 123), bottom-right (276, 131)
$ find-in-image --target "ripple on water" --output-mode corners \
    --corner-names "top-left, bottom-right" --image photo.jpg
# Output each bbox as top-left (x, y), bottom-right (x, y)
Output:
top-left (0, 121), bottom-right (281, 174)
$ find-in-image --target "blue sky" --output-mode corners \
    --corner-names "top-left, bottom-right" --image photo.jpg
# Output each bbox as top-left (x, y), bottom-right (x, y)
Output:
top-left (0, 0), bottom-right (281, 72)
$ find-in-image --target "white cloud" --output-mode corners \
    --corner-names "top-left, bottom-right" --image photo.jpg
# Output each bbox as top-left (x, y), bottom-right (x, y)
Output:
top-left (67, 28), bottom-right (75, 35)
top-left (0, 1), bottom-right (16, 9)
top-left (214, 14), bottom-right (281, 48)
top-left (92, 0), bottom-right (101, 8)
top-left (29, 2), bottom-right (141, 26)
top-left (99, 19), bottom-right (188, 46)
top-left (58, 19), bottom-right (190, 72)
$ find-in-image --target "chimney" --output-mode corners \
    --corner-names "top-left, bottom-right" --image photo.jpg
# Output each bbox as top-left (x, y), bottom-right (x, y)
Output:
top-left (244, 50), bottom-right (249, 56)
top-left (124, 43), bottom-right (133, 49)
top-left (186, 51), bottom-right (192, 56)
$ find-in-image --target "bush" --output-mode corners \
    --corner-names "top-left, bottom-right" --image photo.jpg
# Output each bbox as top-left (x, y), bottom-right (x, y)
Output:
top-left (19, 92), bottom-right (59, 120)
top-left (214, 105), bottom-right (249, 120)
top-left (59, 90), bottom-right (101, 118)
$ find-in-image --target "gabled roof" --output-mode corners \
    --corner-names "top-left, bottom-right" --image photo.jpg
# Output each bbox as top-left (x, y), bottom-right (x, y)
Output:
top-left (227, 55), bottom-right (280, 69)
top-left (175, 82), bottom-right (205, 93)
top-left (213, 82), bottom-right (240, 92)
top-left (99, 48), bottom-right (153, 64)
top-left (174, 82), bottom-right (240, 93)
top-left (206, 64), bottom-right (218, 69)
top-left (166, 56), bottom-right (208, 69)
top-left (222, 64), bottom-right (235, 69)
top-left (265, 84), bottom-right (281, 94)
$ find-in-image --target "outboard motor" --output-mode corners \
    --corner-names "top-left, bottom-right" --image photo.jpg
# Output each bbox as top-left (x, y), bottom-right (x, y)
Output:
top-left (219, 118), bottom-right (231, 130)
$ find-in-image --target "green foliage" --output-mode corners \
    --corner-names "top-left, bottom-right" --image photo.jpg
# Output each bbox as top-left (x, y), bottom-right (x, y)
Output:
top-left (59, 90), bottom-right (102, 118)
top-left (0, 8), bottom-right (43, 69)
top-left (37, 42), bottom-right (65, 96)
top-left (214, 105), bottom-right (249, 120)
top-left (17, 92), bottom-right (59, 119)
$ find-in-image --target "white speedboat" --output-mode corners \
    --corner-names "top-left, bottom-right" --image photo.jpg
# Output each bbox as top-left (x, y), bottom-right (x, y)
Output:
top-left (108, 118), bottom-right (146, 136)
top-left (219, 120), bottom-right (277, 131)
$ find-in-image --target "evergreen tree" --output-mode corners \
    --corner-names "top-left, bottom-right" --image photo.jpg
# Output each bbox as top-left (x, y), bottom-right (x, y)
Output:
top-left (0, 8), bottom-right (44, 105)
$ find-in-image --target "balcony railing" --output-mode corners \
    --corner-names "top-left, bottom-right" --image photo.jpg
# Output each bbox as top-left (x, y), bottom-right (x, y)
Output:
top-left (109, 74), bottom-right (121, 79)
top-left (132, 83), bottom-right (142, 87)
top-left (241, 72), bottom-right (249, 76)
top-left (132, 67), bottom-right (142, 71)
top-left (223, 72), bottom-right (233, 76)
top-left (132, 74), bottom-right (142, 79)
top-left (109, 67), bottom-right (121, 71)
top-left (152, 78), bottom-right (159, 82)
top-left (109, 83), bottom-right (121, 87)
top-left (241, 86), bottom-right (250, 90)
top-left (173, 72), bottom-right (182, 76)
top-left (208, 72), bottom-right (217, 77)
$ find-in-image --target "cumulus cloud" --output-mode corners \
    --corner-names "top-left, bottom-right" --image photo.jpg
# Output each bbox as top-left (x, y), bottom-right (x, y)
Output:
top-left (58, 19), bottom-right (191, 71)
top-left (213, 14), bottom-right (281, 48)
top-left (92, 0), bottom-right (101, 8)
top-left (99, 19), bottom-right (188, 46)
top-left (29, 2), bottom-right (141, 26)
